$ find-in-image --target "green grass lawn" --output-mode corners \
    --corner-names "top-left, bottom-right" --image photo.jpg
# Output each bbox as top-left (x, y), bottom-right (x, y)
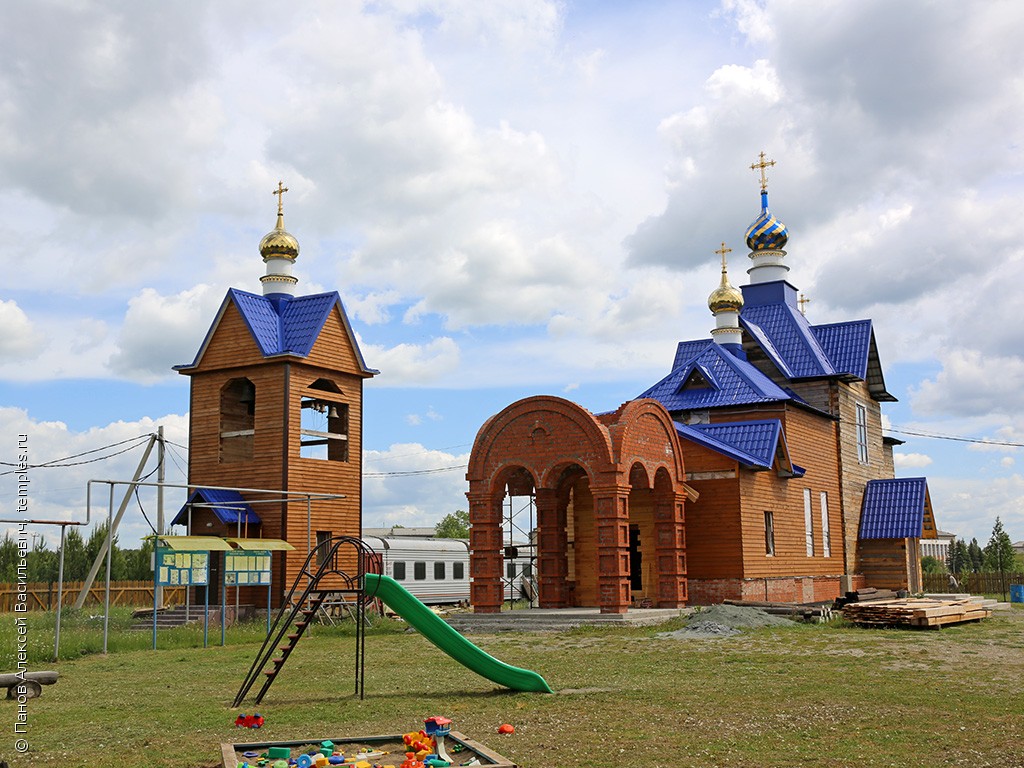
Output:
top-left (6, 607), bottom-right (1024, 767)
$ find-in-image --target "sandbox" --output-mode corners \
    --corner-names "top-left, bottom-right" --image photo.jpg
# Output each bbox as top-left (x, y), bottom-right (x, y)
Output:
top-left (221, 732), bottom-right (516, 768)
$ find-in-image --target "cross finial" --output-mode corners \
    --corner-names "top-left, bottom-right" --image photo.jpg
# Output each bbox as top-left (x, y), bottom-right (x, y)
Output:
top-left (798, 293), bottom-right (810, 315)
top-left (750, 151), bottom-right (776, 192)
top-left (715, 242), bottom-right (732, 272)
top-left (273, 181), bottom-right (289, 216)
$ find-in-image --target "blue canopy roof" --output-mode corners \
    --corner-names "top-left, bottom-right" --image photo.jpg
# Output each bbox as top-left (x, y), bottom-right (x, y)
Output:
top-left (171, 488), bottom-right (261, 527)
top-left (675, 419), bottom-right (804, 476)
top-left (859, 478), bottom-right (931, 539)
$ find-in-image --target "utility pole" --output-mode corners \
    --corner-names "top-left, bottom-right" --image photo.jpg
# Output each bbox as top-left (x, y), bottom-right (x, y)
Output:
top-left (74, 434), bottom-right (158, 609)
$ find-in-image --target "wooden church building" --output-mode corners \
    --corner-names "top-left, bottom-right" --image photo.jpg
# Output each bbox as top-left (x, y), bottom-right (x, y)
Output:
top-left (171, 185), bottom-right (376, 600)
top-left (467, 155), bottom-right (938, 612)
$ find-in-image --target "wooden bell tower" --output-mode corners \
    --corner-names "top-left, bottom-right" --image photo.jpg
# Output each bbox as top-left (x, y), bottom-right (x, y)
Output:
top-left (175, 184), bottom-right (377, 601)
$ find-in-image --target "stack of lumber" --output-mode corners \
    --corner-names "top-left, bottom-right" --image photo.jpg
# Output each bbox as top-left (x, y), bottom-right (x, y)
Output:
top-left (842, 597), bottom-right (991, 628)
top-left (722, 599), bottom-right (833, 622)
top-left (833, 587), bottom-right (901, 608)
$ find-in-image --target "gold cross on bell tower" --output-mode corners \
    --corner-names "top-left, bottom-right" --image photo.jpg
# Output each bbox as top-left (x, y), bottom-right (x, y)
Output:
top-left (750, 151), bottom-right (776, 192)
top-left (798, 293), bottom-right (810, 315)
top-left (273, 181), bottom-right (289, 215)
top-left (715, 242), bottom-right (732, 272)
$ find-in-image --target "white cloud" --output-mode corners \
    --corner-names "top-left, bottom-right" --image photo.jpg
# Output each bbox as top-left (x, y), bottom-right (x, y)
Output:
top-left (361, 442), bottom-right (470, 528)
top-left (0, 407), bottom-right (189, 548)
top-left (894, 452), bottom-right (932, 469)
top-left (361, 337), bottom-right (461, 385)
top-left (0, 300), bottom-right (45, 360)
top-left (108, 285), bottom-right (223, 382)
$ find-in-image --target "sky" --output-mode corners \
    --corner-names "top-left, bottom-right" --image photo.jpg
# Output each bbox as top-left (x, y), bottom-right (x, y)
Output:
top-left (1, 0), bottom-right (1023, 552)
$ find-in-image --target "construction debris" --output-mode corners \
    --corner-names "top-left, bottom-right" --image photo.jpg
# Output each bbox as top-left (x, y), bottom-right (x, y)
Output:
top-left (841, 597), bottom-right (991, 629)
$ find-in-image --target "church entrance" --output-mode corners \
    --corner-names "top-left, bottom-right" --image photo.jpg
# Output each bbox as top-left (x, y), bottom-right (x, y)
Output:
top-left (629, 525), bottom-right (643, 594)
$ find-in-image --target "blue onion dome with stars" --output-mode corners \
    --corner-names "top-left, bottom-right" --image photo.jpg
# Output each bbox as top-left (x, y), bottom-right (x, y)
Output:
top-left (744, 151), bottom-right (788, 251)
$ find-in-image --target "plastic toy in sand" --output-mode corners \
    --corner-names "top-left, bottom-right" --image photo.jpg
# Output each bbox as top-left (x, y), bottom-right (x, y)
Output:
top-left (423, 716), bottom-right (453, 764)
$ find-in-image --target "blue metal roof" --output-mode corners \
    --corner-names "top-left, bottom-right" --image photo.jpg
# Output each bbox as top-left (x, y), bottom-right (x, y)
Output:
top-left (741, 302), bottom-right (836, 379)
top-left (640, 343), bottom-right (794, 411)
top-left (176, 289), bottom-right (377, 374)
top-left (171, 488), bottom-right (261, 527)
top-left (812, 320), bottom-right (872, 379)
top-left (672, 339), bottom-right (713, 370)
top-left (690, 420), bottom-right (782, 468)
top-left (858, 478), bottom-right (929, 539)
top-left (674, 418), bottom-right (805, 476)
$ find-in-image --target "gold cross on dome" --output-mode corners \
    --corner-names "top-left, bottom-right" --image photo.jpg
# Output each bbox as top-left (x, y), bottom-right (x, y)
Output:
top-left (798, 293), bottom-right (811, 315)
top-left (273, 181), bottom-right (289, 215)
top-left (750, 151), bottom-right (776, 192)
top-left (715, 242), bottom-right (732, 271)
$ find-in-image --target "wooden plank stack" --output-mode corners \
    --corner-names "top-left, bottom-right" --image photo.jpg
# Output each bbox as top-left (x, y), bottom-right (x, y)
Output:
top-left (842, 597), bottom-right (991, 628)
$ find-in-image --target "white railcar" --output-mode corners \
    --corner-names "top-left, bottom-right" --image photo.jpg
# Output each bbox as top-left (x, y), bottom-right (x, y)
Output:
top-left (361, 536), bottom-right (536, 605)
top-left (362, 536), bottom-right (472, 604)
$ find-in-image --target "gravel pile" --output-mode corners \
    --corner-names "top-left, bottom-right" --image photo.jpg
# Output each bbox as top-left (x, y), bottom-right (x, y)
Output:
top-left (656, 604), bottom-right (795, 639)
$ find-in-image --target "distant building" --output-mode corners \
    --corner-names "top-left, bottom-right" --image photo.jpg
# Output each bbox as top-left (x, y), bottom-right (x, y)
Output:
top-left (920, 530), bottom-right (956, 563)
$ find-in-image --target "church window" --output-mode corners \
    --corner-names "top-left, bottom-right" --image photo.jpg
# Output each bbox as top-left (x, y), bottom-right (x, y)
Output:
top-left (220, 378), bottom-right (255, 463)
top-left (803, 489), bottom-right (814, 557)
top-left (820, 492), bottom-right (831, 558)
top-left (300, 381), bottom-right (349, 461)
top-left (764, 512), bottom-right (775, 556)
top-left (856, 403), bottom-right (869, 464)
top-left (315, 530), bottom-right (332, 567)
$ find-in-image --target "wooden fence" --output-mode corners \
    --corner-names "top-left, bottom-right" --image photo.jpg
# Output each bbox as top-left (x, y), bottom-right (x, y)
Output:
top-left (922, 571), bottom-right (1023, 595)
top-left (0, 580), bottom-right (185, 612)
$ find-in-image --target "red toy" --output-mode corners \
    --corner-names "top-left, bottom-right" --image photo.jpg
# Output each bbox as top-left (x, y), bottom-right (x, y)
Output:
top-left (497, 723), bottom-right (515, 735)
top-left (234, 713), bottom-right (265, 729)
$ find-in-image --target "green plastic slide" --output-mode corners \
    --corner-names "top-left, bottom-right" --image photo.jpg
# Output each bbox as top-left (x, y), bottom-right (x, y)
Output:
top-left (363, 573), bottom-right (553, 693)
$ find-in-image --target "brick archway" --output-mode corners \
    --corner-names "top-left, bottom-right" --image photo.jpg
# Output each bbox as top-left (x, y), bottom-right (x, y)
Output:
top-left (467, 396), bottom-right (693, 613)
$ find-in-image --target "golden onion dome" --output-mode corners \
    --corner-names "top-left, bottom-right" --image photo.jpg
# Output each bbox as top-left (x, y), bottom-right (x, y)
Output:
top-left (259, 212), bottom-right (300, 262)
top-left (708, 243), bottom-right (743, 314)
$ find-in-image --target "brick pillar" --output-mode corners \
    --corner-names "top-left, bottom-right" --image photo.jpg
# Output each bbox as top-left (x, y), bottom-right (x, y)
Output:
top-left (536, 487), bottom-right (568, 608)
top-left (653, 488), bottom-right (688, 607)
top-left (468, 491), bottom-right (503, 613)
top-left (591, 483), bottom-right (631, 614)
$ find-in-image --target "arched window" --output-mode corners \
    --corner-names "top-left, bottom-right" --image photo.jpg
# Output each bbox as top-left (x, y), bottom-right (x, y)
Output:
top-left (300, 379), bottom-right (349, 461)
top-left (220, 378), bottom-right (255, 463)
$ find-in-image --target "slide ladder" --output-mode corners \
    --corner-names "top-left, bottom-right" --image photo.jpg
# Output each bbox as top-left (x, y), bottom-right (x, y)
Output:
top-left (233, 536), bottom-right (376, 707)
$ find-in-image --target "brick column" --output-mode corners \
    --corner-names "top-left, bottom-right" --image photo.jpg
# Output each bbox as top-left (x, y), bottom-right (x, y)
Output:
top-left (467, 491), bottom-right (503, 613)
top-left (591, 483), bottom-right (631, 614)
top-left (653, 488), bottom-right (688, 607)
top-left (536, 487), bottom-right (568, 608)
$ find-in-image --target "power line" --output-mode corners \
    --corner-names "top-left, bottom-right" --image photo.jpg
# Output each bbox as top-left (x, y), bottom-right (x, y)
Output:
top-left (886, 425), bottom-right (1024, 449)
top-left (0, 435), bottom-right (153, 477)
top-left (363, 465), bottom-right (467, 477)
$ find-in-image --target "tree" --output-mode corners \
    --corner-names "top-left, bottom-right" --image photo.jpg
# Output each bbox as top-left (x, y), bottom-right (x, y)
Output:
top-left (435, 510), bottom-right (470, 539)
top-left (968, 538), bottom-right (984, 573)
top-left (920, 555), bottom-right (946, 574)
top-left (983, 517), bottom-right (1015, 574)
top-left (947, 538), bottom-right (971, 574)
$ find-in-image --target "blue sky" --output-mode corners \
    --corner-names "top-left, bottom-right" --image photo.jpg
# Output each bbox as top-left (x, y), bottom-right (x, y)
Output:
top-left (2, 0), bottom-right (1023, 549)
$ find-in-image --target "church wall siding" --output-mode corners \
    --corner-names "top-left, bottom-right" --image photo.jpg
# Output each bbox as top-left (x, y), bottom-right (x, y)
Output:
top-left (183, 299), bottom-right (370, 602)
top-left (835, 380), bottom-right (894, 576)
top-left (738, 407), bottom-right (843, 581)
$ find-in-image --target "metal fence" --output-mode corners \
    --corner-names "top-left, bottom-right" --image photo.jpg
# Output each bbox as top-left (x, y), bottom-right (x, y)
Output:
top-left (922, 571), bottom-right (1024, 595)
top-left (0, 580), bottom-right (185, 612)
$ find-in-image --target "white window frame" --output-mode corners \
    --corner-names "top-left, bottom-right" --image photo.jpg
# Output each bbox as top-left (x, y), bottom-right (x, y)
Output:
top-left (855, 403), bottom-right (869, 464)
top-left (803, 488), bottom-right (814, 557)
top-left (820, 491), bottom-right (831, 558)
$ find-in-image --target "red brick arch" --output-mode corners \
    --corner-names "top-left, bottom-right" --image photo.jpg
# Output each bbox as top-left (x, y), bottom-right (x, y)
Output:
top-left (467, 396), bottom-right (692, 613)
